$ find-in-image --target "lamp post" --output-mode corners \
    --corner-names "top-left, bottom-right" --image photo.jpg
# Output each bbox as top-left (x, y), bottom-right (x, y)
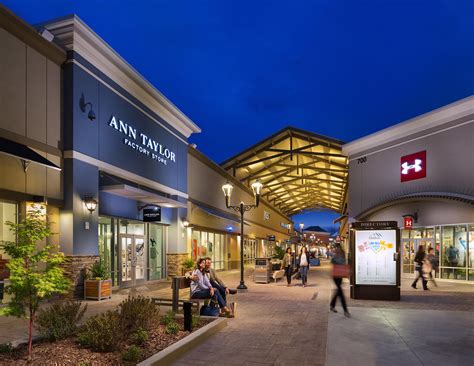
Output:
top-left (222, 180), bottom-right (263, 290)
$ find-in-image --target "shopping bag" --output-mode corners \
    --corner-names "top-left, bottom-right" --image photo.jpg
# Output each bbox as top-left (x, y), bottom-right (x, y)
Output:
top-left (200, 304), bottom-right (220, 317)
top-left (332, 264), bottom-right (350, 278)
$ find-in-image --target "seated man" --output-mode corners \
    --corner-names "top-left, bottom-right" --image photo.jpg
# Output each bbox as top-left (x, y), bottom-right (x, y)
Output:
top-left (204, 257), bottom-right (237, 313)
top-left (190, 258), bottom-right (231, 316)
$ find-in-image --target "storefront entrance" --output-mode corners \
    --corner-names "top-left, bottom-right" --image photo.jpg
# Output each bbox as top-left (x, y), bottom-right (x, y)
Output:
top-left (402, 237), bottom-right (434, 274)
top-left (119, 234), bottom-right (146, 287)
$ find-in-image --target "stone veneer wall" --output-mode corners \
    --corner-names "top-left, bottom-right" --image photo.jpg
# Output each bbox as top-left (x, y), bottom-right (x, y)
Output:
top-left (63, 255), bottom-right (99, 298)
top-left (166, 253), bottom-right (190, 279)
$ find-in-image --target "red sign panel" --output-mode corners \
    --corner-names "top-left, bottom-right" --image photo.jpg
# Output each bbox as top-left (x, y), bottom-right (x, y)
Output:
top-left (403, 216), bottom-right (414, 229)
top-left (401, 151), bottom-right (426, 182)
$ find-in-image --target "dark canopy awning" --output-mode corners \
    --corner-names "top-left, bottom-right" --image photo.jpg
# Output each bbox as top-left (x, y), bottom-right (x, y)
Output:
top-left (0, 137), bottom-right (61, 171)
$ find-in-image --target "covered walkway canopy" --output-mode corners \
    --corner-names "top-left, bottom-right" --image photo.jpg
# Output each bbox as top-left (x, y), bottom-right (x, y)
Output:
top-left (221, 127), bottom-right (348, 216)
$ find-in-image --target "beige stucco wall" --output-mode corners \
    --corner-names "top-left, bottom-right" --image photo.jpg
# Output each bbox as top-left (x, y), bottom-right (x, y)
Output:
top-left (0, 26), bottom-right (62, 200)
top-left (188, 150), bottom-right (292, 240)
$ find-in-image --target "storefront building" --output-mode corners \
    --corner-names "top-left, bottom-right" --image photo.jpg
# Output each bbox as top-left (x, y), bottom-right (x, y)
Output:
top-left (187, 147), bottom-right (292, 270)
top-left (0, 5), bottom-right (65, 304)
top-left (343, 96), bottom-right (474, 281)
top-left (39, 15), bottom-right (200, 293)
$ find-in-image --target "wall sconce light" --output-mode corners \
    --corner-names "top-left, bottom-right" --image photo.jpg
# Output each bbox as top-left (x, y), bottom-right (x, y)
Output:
top-left (83, 196), bottom-right (98, 213)
top-left (79, 93), bottom-right (96, 121)
top-left (182, 218), bottom-right (190, 228)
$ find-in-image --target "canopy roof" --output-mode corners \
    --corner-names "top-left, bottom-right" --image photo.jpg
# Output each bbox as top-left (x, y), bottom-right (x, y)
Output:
top-left (221, 127), bottom-right (348, 216)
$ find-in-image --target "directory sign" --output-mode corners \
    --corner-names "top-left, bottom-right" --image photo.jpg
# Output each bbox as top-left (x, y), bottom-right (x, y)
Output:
top-left (355, 229), bottom-right (397, 285)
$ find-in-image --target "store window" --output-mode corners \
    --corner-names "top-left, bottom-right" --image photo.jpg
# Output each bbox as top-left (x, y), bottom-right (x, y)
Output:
top-left (441, 225), bottom-right (467, 280)
top-left (243, 238), bottom-right (257, 264)
top-left (191, 230), bottom-right (225, 270)
top-left (98, 217), bottom-right (117, 285)
top-left (0, 202), bottom-right (17, 258)
top-left (148, 224), bottom-right (165, 280)
top-left (468, 225), bottom-right (474, 281)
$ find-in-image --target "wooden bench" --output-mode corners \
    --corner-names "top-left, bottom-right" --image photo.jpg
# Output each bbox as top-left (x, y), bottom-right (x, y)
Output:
top-left (152, 276), bottom-right (210, 313)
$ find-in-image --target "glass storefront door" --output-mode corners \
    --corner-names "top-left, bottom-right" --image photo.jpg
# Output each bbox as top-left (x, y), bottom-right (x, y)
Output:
top-left (402, 237), bottom-right (434, 274)
top-left (120, 234), bottom-right (146, 286)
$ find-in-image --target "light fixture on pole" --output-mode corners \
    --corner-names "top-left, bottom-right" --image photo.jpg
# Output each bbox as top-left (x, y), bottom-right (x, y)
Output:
top-left (222, 179), bottom-right (263, 290)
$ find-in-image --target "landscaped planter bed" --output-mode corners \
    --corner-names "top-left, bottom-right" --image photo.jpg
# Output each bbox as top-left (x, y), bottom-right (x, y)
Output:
top-left (0, 317), bottom-right (214, 365)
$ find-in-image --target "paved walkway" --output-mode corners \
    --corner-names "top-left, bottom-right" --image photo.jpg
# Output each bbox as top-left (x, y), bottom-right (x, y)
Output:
top-left (0, 262), bottom-right (473, 365)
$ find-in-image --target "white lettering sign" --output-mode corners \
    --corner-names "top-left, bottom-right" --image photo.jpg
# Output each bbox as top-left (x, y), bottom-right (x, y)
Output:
top-left (108, 115), bottom-right (176, 165)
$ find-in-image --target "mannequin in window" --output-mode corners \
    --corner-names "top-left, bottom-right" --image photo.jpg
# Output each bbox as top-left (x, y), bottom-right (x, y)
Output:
top-left (446, 245), bottom-right (459, 278)
top-left (150, 238), bottom-right (157, 260)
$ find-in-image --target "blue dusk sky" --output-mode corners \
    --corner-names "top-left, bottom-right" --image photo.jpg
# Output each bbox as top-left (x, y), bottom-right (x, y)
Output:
top-left (4, 0), bottom-right (474, 229)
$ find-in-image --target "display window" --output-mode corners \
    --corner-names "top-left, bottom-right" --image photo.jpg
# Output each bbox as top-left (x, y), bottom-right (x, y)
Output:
top-left (243, 238), bottom-right (257, 264)
top-left (191, 230), bottom-right (225, 270)
top-left (148, 224), bottom-right (165, 280)
top-left (0, 201), bottom-right (17, 259)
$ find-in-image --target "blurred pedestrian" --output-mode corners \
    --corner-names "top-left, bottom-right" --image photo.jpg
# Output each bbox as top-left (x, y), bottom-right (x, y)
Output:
top-left (298, 246), bottom-right (310, 287)
top-left (412, 245), bottom-right (428, 290)
top-left (425, 247), bottom-right (438, 287)
top-left (281, 247), bottom-right (293, 287)
top-left (330, 245), bottom-right (350, 318)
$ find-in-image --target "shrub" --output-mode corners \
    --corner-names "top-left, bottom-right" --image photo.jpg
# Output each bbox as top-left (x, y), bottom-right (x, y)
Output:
top-left (88, 260), bottom-right (109, 280)
top-left (192, 314), bottom-right (201, 328)
top-left (77, 310), bottom-right (122, 352)
top-left (119, 295), bottom-right (159, 333)
top-left (35, 301), bottom-right (87, 341)
top-left (121, 345), bottom-right (141, 363)
top-left (160, 310), bottom-right (174, 326)
top-left (130, 328), bottom-right (148, 345)
top-left (165, 321), bottom-right (180, 335)
top-left (182, 257), bottom-right (195, 271)
top-left (0, 343), bottom-right (13, 354)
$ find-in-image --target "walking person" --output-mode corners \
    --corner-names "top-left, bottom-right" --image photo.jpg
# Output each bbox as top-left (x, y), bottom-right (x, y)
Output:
top-left (329, 245), bottom-right (350, 318)
top-left (281, 247), bottom-right (293, 287)
top-left (425, 247), bottom-right (438, 287)
top-left (298, 246), bottom-right (310, 287)
top-left (411, 245), bottom-right (428, 290)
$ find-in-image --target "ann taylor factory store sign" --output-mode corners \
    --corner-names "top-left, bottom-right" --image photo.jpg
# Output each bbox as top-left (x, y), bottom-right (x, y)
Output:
top-left (108, 115), bottom-right (176, 165)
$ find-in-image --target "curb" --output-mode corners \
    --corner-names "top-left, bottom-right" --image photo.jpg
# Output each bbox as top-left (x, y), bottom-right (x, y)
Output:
top-left (137, 317), bottom-right (227, 366)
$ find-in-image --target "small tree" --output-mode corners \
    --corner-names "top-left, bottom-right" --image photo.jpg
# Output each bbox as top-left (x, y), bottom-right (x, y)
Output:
top-left (1, 206), bottom-right (70, 359)
top-left (273, 245), bottom-right (286, 260)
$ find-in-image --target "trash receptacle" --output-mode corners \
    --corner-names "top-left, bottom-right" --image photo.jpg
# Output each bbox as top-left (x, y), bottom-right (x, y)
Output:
top-left (254, 258), bottom-right (271, 283)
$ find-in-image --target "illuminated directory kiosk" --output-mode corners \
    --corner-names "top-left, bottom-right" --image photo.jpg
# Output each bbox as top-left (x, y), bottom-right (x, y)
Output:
top-left (350, 221), bottom-right (401, 301)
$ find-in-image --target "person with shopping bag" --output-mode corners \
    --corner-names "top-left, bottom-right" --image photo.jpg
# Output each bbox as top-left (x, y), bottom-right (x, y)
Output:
top-left (330, 245), bottom-right (350, 318)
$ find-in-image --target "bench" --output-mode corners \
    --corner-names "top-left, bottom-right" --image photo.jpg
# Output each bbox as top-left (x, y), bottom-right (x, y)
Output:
top-left (272, 269), bottom-right (285, 283)
top-left (152, 276), bottom-right (210, 313)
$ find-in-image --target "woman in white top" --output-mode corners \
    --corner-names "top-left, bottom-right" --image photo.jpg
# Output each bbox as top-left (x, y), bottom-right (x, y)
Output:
top-left (190, 258), bottom-right (230, 314)
top-left (298, 246), bottom-right (310, 287)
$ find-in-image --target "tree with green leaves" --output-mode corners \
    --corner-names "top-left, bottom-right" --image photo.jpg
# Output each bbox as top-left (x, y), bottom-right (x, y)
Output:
top-left (1, 206), bottom-right (70, 360)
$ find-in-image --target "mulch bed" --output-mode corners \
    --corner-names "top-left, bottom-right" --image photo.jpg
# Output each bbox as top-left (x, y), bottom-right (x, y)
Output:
top-left (0, 318), bottom-right (213, 365)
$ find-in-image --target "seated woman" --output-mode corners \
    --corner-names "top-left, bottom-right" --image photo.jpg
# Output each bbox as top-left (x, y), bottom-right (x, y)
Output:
top-left (190, 258), bottom-right (231, 315)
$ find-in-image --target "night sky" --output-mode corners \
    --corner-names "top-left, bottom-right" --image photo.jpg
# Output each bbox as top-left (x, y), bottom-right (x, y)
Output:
top-left (5, 0), bottom-right (473, 229)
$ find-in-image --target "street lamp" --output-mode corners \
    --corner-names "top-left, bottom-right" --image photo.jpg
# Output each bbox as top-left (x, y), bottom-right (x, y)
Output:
top-left (222, 179), bottom-right (263, 290)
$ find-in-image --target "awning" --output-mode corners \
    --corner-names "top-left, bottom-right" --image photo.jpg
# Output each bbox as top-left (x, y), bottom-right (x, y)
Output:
top-left (191, 200), bottom-right (245, 224)
top-left (0, 137), bottom-right (60, 171)
top-left (100, 184), bottom-right (187, 208)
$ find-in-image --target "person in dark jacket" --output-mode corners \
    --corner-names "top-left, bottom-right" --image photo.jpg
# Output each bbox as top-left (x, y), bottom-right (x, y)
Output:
top-left (281, 247), bottom-right (293, 286)
top-left (329, 245), bottom-right (350, 317)
top-left (412, 245), bottom-right (428, 290)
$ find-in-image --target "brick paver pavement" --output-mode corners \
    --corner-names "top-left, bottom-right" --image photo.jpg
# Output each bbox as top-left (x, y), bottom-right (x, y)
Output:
top-left (0, 260), bottom-right (472, 364)
top-left (172, 264), bottom-right (333, 366)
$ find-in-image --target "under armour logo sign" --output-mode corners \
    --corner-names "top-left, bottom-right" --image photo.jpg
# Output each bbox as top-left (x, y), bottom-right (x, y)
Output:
top-left (400, 151), bottom-right (426, 182)
top-left (401, 159), bottom-right (422, 175)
